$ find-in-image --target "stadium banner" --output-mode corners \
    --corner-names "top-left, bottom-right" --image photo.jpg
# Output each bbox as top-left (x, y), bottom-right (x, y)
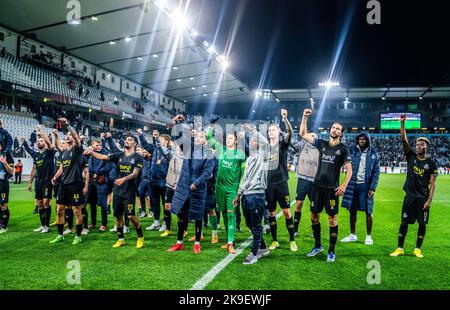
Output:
top-left (0, 80), bottom-right (102, 111)
top-left (101, 105), bottom-right (122, 116)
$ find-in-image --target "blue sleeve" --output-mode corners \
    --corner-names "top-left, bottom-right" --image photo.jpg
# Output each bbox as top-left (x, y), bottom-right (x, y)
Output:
top-left (106, 137), bottom-right (120, 153)
top-left (193, 158), bottom-right (214, 187)
top-left (369, 152), bottom-right (380, 192)
top-left (22, 141), bottom-right (37, 158)
top-left (3, 130), bottom-right (13, 154)
top-left (139, 135), bottom-right (155, 153)
top-left (101, 139), bottom-right (110, 152)
top-left (98, 161), bottom-right (114, 175)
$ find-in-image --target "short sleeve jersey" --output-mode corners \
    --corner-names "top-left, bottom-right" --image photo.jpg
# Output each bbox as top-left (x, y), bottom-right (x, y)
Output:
top-left (108, 152), bottom-right (143, 197)
top-left (312, 139), bottom-right (351, 190)
top-left (403, 149), bottom-right (438, 198)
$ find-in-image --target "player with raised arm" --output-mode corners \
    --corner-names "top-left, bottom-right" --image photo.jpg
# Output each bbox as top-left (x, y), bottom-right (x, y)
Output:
top-left (390, 114), bottom-right (438, 258)
top-left (300, 109), bottom-right (352, 263)
top-left (266, 109), bottom-right (297, 251)
top-left (49, 118), bottom-right (89, 245)
top-left (84, 136), bottom-right (144, 249)
top-left (29, 126), bottom-right (55, 234)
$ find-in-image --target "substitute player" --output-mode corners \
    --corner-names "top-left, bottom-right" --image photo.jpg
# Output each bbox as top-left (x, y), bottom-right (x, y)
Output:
top-left (300, 109), bottom-right (352, 263)
top-left (390, 114), bottom-right (438, 258)
top-left (341, 132), bottom-right (380, 245)
top-left (85, 136), bottom-right (144, 249)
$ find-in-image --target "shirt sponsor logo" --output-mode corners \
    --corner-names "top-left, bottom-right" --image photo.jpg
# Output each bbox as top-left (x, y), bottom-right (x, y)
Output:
top-left (322, 154), bottom-right (336, 164)
top-left (119, 165), bottom-right (132, 173)
top-left (413, 165), bottom-right (425, 177)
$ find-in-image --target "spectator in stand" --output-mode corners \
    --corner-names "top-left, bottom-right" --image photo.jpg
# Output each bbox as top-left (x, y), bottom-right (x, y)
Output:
top-left (30, 130), bottom-right (37, 147)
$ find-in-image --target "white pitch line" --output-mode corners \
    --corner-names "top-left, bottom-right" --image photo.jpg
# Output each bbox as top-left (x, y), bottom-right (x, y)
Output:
top-left (190, 200), bottom-right (296, 291)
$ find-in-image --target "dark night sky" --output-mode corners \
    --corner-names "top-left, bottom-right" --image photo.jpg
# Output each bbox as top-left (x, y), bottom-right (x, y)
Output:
top-left (185, 0), bottom-right (450, 90)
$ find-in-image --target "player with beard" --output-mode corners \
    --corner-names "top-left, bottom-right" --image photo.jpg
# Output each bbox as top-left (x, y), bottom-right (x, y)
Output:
top-left (300, 109), bottom-right (352, 263)
top-left (390, 114), bottom-right (438, 258)
top-left (49, 118), bottom-right (89, 245)
top-left (85, 136), bottom-right (144, 248)
top-left (28, 126), bottom-right (55, 234)
top-left (266, 109), bottom-right (297, 252)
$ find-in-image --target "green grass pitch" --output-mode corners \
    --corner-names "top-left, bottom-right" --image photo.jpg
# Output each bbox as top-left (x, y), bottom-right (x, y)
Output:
top-left (0, 173), bottom-right (449, 290)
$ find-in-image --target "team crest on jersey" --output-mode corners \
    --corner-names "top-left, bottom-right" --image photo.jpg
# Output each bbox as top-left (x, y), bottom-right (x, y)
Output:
top-left (403, 212), bottom-right (408, 218)
top-left (424, 164), bottom-right (429, 170)
top-left (372, 155), bottom-right (376, 159)
top-left (131, 159), bottom-right (135, 164)
top-left (335, 150), bottom-right (341, 156)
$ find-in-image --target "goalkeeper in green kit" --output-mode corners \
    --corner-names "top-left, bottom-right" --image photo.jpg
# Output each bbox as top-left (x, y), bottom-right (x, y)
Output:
top-left (206, 125), bottom-right (246, 254)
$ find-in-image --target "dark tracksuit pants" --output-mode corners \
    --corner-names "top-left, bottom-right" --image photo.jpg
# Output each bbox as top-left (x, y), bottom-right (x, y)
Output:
top-left (242, 194), bottom-right (267, 255)
top-left (138, 180), bottom-right (151, 214)
top-left (151, 182), bottom-right (166, 221)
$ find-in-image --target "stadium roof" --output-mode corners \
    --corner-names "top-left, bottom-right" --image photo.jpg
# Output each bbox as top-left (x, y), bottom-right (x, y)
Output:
top-left (272, 86), bottom-right (450, 102)
top-left (0, 0), bottom-right (252, 105)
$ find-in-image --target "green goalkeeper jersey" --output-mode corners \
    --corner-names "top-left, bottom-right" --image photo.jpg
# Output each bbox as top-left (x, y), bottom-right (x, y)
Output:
top-left (206, 128), bottom-right (246, 191)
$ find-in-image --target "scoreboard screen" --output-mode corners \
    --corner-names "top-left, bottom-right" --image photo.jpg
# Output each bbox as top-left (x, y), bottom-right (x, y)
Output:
top-left (380, 113), bottom-right (421, 130)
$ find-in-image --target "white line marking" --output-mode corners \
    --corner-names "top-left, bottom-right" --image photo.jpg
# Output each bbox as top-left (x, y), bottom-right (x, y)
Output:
top-left (190, 200), bottom-right (296, 290)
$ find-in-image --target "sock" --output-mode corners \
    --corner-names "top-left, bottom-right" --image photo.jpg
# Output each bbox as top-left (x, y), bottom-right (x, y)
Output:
top-left (209, 214), bottom-right (218, 231)
top-left (416, 224), bottom-right (426, 249)
top-left (57, 224), bottom-right (64, 236)
top-left (76, 224), bottom-right (82, 237)
top-left (154, 219), bottom-right (160, 226)
top-left (260, 235), bottom-right (267, 249)
top-left (39, 208), bottom-right (45, 226)
top-left (286, 217), bottom-right (295, 241)
top-left (117, 226), bottom-right (124, 239)
top-left (81, 208), bottom-right (88, 228)
top-left (136, 226), bottom-right (143, 238)
top-left (398, 222), bottom-right (408, 248)
top-left (124, 216), bottom-right (130, 227)
top-left (216, 211), bottom-right (221, 226)
top-left (45, 208), bottom-right (52, 227)
top-left (195, 220), bottom-right (202, 242)
top-left (0, 208), bottom-right (3, 228)
top-left (312, 223), bottom-right (321, 248)
top-left (67, 209), bottom-right (74, 229)
top-left (2, 208), bottom-right (10, 228)
top-left (227, 212), bottom-right (235, 244)
top-left (164, 210), bottom-right (171, 231)
top-left (222, 211), bottom-right (228, 234)
top-left (101, 209), bottom-right (107, 226)
top-left (294, 211), bottom-right (302, 233)
top-left (329, 225), bottom-right (338, 253)
top-left (269, 216), bottom-right (277, 242)
top-left (177, 218), bottom-right (186, 241)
